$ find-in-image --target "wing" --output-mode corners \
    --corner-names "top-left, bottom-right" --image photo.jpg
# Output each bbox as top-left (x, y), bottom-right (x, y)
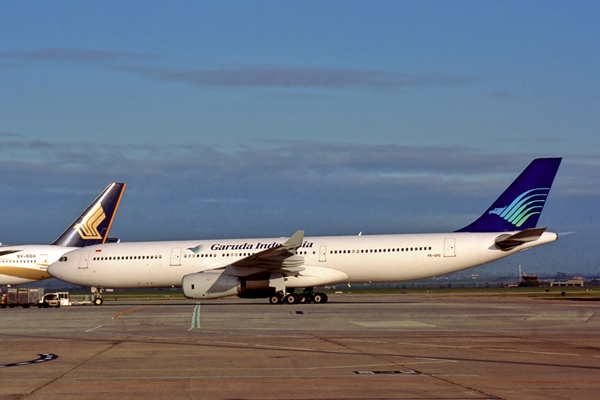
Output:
top-left (218, 230), bottom-right (306, 277)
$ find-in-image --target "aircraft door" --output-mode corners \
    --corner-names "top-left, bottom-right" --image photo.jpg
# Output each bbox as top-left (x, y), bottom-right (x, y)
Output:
top-left (79, 251), bottom-right (90, 269)
top-left (170, 247), bottom-right (182, 266)
top-left (444, 238), bottom-right (456, 257)
top-left (319, 245), bottom-right (327, 262)
top-left (39, 254), bottom-right (49, 268)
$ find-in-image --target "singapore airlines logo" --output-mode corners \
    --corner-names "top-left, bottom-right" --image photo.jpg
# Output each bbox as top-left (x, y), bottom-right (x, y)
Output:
top-left (488, 188), bottom-right (549, 228)
top-left (74, 203), bottom-right (106, 240)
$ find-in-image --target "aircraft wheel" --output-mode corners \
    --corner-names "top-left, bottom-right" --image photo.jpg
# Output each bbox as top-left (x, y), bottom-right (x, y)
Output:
top-left (313, 293), bottom-right (328, 304)
top-left (298, 294), bottom-right (307, 303)
top-left (285, 294), bottom-right (299, 304)
top-left (94, 297), bottom-right (104, 306)
top-left (269, 294), bottom-right (283, 305)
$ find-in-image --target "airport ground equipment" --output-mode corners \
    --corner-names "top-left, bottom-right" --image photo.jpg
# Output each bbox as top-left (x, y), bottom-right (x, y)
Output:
top-left (2, 287), bottom-right (44, 308)
top-left (38, 292), bottom-right (70, 308)
top-left (38, 293), bottom-right (60, 308)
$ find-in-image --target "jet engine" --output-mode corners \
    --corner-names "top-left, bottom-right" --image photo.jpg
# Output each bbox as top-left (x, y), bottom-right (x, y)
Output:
top-left (182, 271), bottom-right (244, 299)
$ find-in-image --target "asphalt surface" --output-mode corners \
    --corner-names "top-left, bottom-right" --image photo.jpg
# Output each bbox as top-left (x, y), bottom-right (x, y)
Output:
top-left (1, 293), bottom-right (599, 399)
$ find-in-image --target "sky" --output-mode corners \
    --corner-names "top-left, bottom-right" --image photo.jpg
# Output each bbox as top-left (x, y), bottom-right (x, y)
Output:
top-left (1, 0), bottom-right (599, 277)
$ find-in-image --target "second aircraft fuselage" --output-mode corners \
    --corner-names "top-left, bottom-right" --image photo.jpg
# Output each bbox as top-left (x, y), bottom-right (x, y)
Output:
top-left (48, 231), bottom-right (558, 289)
top-left (0, 245), bottom-right (77, 285)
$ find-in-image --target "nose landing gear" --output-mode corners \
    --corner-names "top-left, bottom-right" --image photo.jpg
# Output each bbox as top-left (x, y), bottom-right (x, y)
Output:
top-left (91, 287), bottom-right (104, 306)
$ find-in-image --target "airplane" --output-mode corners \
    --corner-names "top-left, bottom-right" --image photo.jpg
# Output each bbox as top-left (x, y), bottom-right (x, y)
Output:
top-left (48, 158), bottom-right (561, 305)
top-left (0, 183), bottom-right (126, 287)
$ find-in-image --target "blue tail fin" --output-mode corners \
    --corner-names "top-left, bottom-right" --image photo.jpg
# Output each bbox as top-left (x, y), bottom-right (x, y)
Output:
top-left (51, 183), bottom-right (126, 247)
top-left (456, 158), bottom-right (561, 233)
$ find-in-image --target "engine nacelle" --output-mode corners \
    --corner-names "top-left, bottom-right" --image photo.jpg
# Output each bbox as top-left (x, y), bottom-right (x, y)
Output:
top-left (182, 271), bottom-right (244, 299)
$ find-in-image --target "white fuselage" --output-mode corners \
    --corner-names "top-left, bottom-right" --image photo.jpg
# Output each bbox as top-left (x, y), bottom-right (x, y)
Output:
top-left (0, 245), bottom-right (77, 285)
top-left (48, 231), bottom-right (558, 289)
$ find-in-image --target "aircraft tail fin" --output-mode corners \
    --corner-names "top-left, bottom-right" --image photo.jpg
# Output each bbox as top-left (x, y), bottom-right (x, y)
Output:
top-left (51, 183), bottom-right (126, 247)
top-left (456, 158), bottom-right (561, 233)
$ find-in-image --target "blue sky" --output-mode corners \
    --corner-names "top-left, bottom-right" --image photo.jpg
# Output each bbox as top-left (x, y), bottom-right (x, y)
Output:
top-left (1, 1), bottom-right (599, 277)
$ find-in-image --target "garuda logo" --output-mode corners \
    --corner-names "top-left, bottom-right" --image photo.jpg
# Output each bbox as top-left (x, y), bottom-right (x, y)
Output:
top-left (74, 203), bottom-right (106, 240)
top-left (488, 188), bottom-right (549, 228)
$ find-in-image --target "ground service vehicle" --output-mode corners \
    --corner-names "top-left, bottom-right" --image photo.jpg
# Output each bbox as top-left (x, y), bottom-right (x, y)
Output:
top-left (38, 292), bottom-right (70, 308)
top-left (39, 293), bottom-right (60, 308)
top-left (3, 287), bottom-right (44, 308)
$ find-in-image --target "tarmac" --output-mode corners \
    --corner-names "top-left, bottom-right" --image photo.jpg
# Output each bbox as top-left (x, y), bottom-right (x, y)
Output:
top-left (1, 293), bottom-right (599, 400)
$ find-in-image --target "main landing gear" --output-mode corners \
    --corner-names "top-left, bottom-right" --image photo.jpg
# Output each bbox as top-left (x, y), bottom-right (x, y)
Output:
top-left (268, 289), bottom-right (328, 305)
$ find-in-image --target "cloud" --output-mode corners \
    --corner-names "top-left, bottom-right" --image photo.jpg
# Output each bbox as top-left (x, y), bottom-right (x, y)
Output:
top-left (1, 138), bottom-right (597, 205)
top-left (0, 139), bottom-right (597, 275)
top-left (0, 48), bottom-right (160, 67)
top-left (491, 92), bottom-right (514, 99)
top-left (156, 67), bottom-right (469, 89)
top-left (0, 47), bottom-right (469, 90)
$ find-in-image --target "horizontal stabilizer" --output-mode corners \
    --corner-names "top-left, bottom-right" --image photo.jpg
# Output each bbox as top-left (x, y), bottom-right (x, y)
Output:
top-left (494, 227), bottom-right (547, 251)
top-left (0, 249), bottom-right (21, 257)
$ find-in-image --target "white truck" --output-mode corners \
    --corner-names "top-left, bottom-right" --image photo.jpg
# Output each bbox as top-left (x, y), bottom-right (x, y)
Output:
top-left (38, 292), bottom-right (71, 308)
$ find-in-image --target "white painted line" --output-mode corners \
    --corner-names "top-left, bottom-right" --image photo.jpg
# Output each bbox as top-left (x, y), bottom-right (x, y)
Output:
top-left (397, 341), bottom-right (581, 357)
top-left (85, 325), bottom-right (102, 333)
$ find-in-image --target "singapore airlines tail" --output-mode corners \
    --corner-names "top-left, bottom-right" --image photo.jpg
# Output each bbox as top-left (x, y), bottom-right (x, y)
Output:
top-left (456, 158), bottom-right (561, 233)
top-left (51, 182), bottom-right (126, 247)
top-left (0, 183), bottom-right (126, 286)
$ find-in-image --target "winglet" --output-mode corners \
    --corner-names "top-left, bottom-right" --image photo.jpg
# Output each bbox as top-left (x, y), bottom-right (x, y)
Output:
top-left (282, 230), bottom-right (305, 252)
top-left (51, 183), bottom-right (126, 247)
top-left (456, 158), bottom-right (561, 232)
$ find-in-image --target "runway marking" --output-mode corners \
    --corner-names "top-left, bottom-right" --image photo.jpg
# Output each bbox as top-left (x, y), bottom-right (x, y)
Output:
top-left (212, 341), bottom-right (456, 365)
top-left (112, 308), bottom-right (136, 319)
top-left (342, 339), bottom-right (387, 344)
top-left (57, 363), bottom-right (405, 373)
top-left (482, 348), bottom-right (579, 356)
top-left (85, 325), bottom-right (102, 333)
top-left (112, 304), bottom-right (163, 319)
top-left (395, 341), bottom-right (581, 357)
top-left (0, 354), bottom-right (58, 368)
top-left (526, 311), bottom-right (595, 321)
top-left (10, 379), bottom-right (600, 388)
top-left (352, 320), bottom-right (436, 328)
top-left (189, 302), bottom-right (201, 330)
top-left (355, 370), bottom-right (419, 374)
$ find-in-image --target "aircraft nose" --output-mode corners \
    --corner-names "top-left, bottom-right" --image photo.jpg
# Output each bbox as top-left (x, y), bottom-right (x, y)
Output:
top-left (47, 258), bottom-right (69, 280)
